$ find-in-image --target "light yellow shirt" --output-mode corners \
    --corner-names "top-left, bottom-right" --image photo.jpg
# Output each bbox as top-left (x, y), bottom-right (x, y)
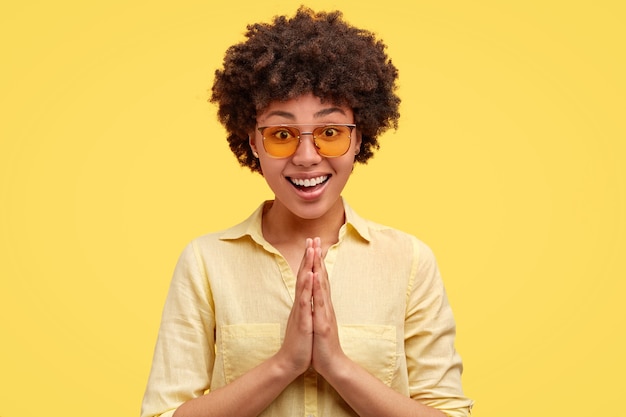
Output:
top-left (141, 200), bottom-right (473, 417)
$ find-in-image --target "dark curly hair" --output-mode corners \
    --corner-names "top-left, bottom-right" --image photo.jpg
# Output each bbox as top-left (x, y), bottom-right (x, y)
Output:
top-left (210, 6), bottom-right (400, 173)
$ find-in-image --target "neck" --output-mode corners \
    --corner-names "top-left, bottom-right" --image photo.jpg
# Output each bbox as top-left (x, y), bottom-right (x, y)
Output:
top-left (262, 198), bottom-right (345, 248)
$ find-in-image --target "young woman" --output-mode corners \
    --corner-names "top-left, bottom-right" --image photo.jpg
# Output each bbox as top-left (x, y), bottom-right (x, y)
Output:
top-left (141, 7), bottom-right (473, 417)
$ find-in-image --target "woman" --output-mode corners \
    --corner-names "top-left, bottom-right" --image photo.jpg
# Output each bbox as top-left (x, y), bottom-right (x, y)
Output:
top-left (141, 7), bottom-right (473, 417)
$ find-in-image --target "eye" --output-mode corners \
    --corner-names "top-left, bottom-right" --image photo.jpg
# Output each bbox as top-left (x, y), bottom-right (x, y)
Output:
top-left (276, 130), bottom-right (290, 140)
top-left (269, 128), bottom-right (296, 141)
top-left (320, 127), bottom-right (340, 137)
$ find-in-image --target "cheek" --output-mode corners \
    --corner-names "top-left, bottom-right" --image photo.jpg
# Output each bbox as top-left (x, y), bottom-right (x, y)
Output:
top-left (257, 160), bottom-right (284, 182)
top-left (332, 158), bottom-right (357, 178)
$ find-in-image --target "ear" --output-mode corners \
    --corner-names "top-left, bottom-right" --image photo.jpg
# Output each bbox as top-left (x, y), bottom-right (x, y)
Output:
top-left (354, 130), bottom-right (363, 155)
top-left (249, 134), bottom-right (259, 158)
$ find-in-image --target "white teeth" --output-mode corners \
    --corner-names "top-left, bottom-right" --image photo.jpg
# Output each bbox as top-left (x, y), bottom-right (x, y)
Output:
top-left (290, 175), bottom-right (328, 187)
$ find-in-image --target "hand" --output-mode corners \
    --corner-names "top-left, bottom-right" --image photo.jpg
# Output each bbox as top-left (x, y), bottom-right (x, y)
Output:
top-left (275, 238), bottom-right (315, 377)
top-left (310, 237), bottom-right (347, 378)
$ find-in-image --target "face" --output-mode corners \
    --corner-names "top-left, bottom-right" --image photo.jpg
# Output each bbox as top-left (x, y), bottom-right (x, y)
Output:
top-left (250, 93), bottom-right (361, 221)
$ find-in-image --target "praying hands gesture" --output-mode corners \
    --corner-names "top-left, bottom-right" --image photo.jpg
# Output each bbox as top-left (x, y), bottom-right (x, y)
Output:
top-left (278, 237), bottom-right (346, 379)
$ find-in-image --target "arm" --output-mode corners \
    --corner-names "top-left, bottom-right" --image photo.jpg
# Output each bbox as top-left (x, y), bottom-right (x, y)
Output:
top-left (172, 354), bottom-right (299, 417)
top-left (171, 240), bottom-right (318, 417)
top-left (317, 357), bottom-right (446, 417)
top-left (402, 240), bottom-right (473, 417)
top-left (309, 238), bottom-right (456, 417)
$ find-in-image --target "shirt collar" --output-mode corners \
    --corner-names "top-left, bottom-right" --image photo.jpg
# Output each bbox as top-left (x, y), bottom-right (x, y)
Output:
top-left (220, 198), bottom-right (371, 244)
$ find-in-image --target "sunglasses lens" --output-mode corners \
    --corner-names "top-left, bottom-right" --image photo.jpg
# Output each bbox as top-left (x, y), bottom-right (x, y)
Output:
top-left (312, 125), bottom-right (352, 157)
top-left (262, 126), bottom-right (300, 158)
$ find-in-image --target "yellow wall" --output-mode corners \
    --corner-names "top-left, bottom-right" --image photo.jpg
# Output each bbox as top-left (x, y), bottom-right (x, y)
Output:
top-left (1, 1), bottom-right (624, 416)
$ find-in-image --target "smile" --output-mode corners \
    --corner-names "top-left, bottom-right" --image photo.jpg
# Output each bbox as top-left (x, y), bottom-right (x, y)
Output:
top-left (289, 175), bottom-right (329, 188)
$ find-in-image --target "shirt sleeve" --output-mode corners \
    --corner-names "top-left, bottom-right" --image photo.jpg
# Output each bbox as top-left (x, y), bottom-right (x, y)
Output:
top-left (404, 238), bottom-right (473, 417)
top-left (140, 241), bottom-right (216, 417)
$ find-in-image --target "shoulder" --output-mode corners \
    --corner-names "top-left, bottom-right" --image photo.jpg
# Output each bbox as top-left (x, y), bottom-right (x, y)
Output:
top-left (343, 200), bottom-right (434, 262)
top-left (180, 227), bottom-right (251, 264)
top-left (184, 202), bottom-right (266, 252)
top-left (363, 218), bottom-right (436, 261)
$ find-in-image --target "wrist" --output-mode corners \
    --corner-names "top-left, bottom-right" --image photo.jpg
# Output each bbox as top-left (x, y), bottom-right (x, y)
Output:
top-left (317, 351), bottom-right (353, 384)
top-left (271, 350), bottom-right (308, 383)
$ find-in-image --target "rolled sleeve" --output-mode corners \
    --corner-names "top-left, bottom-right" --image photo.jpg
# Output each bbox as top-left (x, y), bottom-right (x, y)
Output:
top-left (140, 241), bottom-right (216, 417)
top-left (404, 238), bottom-right (473, 416)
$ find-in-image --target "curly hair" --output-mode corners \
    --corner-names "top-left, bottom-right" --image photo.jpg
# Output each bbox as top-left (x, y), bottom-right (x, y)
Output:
top-left (210, 6), bottom-right (400, 173)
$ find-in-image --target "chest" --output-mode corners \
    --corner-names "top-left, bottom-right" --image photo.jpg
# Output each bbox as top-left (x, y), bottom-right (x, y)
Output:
top-left (275, 244), bottom-right (309, 278)
top-left (207, 244), bottom-right (411, 327)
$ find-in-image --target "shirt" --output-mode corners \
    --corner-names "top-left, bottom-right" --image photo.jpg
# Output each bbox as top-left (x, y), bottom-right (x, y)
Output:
top-left (141, 200), bottom-right (473, 417)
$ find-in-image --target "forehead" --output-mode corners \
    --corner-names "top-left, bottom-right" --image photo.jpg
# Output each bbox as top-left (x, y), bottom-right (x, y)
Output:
top-left (257, 93), bottom-right (353, 122)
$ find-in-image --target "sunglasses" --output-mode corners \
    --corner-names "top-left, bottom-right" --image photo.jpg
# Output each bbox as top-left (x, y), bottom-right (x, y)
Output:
top-left (257, 124), bottom-right (356, 158)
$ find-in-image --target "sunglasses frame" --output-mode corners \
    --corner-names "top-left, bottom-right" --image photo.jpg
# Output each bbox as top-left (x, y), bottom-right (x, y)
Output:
top-left (256, 123), bottom-right (357, 158)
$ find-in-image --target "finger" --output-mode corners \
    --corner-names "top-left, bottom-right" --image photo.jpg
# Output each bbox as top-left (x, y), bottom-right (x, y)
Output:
top-left (298, 270), bottom-right (314, 301)
top-left (313, 253), bottom-right (330, 302)
top-left (312, 258), bottom-right (337, 325)
top-left (312, 271), bottom-right (336, 341)
top-left (289, 270), bottom-right (313, 334)
top-left (312, 272), bottom-right (325, 310)
top-left (296, 271), bottom-right (314, 319)
top-left (314, 246), bottom-right (324, 273)
top-left (281, 270), bottom-right (314, 374)
top-left (296, 238), bottom-right (314, 285)
top-left (311, 238), bottom-right (327, 276)
top-left (298, 271), bottom-right (315, 314)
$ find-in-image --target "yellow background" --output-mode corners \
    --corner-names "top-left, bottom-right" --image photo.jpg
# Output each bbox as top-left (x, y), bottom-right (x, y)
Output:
top-left (1, 1), bottom-right (624, 416)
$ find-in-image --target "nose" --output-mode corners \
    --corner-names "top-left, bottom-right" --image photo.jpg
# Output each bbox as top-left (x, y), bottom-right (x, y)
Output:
top-left (290, 133), bottom-right (323, 166)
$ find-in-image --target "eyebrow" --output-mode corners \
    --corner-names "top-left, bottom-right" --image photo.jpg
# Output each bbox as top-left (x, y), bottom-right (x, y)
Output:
top-left (263, 107), bottom-right (348, 120)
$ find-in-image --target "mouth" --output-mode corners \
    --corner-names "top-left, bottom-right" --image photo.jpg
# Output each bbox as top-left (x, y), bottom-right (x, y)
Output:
top-left (287, 175), bottom-right (330, 191)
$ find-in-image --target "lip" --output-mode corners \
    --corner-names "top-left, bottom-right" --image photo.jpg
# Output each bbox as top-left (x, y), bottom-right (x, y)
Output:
top-left (285, 174), bottom-right (331, 201)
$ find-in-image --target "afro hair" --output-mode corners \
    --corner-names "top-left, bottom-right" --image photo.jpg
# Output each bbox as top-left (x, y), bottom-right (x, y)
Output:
top-left (210, 6), bottom-right (400, 173)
